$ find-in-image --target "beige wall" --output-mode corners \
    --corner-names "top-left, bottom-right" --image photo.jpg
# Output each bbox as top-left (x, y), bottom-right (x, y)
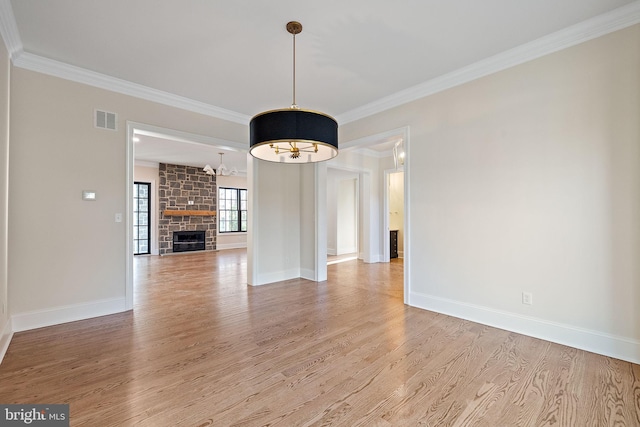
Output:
top-left (0, 32), bottom-right (10, 349)
top-left (248, 160), bottom-right (301, 285)
top-left (326, 168), bottom-right (360, 256)
top-left (341, 24), bottom-right (640, 361)
top-left (336, 178), bottom-right (358, 255)
top-left (9, 67), bottom-right (246, 324)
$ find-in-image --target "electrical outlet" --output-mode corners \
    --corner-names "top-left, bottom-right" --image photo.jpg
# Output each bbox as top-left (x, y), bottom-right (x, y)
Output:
top-left (188, 200), bottom-right (194, 205)
top-left (522, 292), bottom-right (533, 305)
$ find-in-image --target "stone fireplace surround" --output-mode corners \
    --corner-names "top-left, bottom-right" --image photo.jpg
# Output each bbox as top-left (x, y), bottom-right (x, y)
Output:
top-left (158, 163), bottom-right (217, 255)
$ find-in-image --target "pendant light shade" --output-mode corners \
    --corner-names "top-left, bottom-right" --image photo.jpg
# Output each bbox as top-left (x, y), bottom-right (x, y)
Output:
top-left (250, 21), bottom-right (338, 163)
top-left (250, 109), bottom-right (338, 163)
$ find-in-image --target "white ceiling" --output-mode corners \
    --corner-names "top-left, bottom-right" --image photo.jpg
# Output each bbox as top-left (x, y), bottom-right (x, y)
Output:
top-left (4, 0), bottom-right (638, 169)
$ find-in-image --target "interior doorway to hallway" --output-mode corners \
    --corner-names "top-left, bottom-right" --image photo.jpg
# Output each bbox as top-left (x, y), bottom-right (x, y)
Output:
top-left (335, 126), bottom-right (410, 304)
top-left (327, 168), bottom-right (359, 264)
top-left (386, 171), bottom-right (404, 261)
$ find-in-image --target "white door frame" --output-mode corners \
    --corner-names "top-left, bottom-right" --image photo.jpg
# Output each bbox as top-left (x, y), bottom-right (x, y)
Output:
top-left (125, 121), bottom-right (247, 310)
top-left (338, 126), bottom-right (410, 304)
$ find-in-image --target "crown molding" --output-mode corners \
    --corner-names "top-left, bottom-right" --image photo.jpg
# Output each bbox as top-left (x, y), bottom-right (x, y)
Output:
top-left (352, 147), bottom-right (392, 159)
top-left (0, 0), bottom-right (22, 58)
top-left (337, 1), bottom-right (640, 124)
top-left (4, 0), bottom-right (640, 126)
top-left (130, 121), bottom-right (247, 152)
top-left (134, 160), bottom-right (160, 168)
top-left (12, 52), bottom-right (251, 125)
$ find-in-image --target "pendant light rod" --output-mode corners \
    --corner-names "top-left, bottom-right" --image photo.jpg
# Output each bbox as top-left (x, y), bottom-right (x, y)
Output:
top-left (287, 21), bottom-right (302, 109)
top-left (292, 29), bottom-right (296, 107)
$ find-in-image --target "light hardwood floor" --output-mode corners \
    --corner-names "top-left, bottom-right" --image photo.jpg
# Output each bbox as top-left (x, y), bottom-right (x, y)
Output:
top-left (1, 249), bottom-right (638, 426)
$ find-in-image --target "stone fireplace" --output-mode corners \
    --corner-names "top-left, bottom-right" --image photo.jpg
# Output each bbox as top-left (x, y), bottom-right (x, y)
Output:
top-left (158, 163), bottom-right (216, 255)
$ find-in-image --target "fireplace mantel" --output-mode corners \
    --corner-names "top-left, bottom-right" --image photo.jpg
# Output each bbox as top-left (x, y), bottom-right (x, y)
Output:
top-left (163, 210), bottom-right (216, 216)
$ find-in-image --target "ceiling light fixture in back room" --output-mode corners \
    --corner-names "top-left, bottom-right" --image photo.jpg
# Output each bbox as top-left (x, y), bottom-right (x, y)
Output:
top-left (249, 21), bottom-right (338, 163)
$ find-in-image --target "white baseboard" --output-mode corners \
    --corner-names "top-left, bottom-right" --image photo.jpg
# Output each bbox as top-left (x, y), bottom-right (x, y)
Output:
top-left (300, 268), bottom-right (316, 281)
top-left (337, 246), bottom-right (357, 255)
top-left (363, 254), bottom-right (385, 263)
top-left (409, 291), bottom-right (640, 365)
top-left (327, 248), bottom-right (337, 256)
top-left (215, 242), bottom-right (247, 250)
top-left (0, 318), bottom-right (13, 365)
top-left (11, 297), bottom-right (128, 333)
top-left (250, 268), bottom-right (300, 286)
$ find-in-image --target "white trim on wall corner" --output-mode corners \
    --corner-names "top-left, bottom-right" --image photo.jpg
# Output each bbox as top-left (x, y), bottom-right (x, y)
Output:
top-left (363, 254), bottom-right (385, 264)
top-left (250, 268), bottom-right (301, 287)
top-left (337, 247), bottom-right (358, 256)
top-left (11, 297), bottom-right (128, 333)
top-left (409, 292), bottom-right (640, 365)
top-left (215, 243), bottom-right (247, 251)
top-left (0, 318), bottom-right (13, 365)
top-left (300, 268), bottom-right (316, 282)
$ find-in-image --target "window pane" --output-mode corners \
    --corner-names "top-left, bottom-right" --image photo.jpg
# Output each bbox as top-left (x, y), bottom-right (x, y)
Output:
top-left (219, 187), bottom-right (247, 233)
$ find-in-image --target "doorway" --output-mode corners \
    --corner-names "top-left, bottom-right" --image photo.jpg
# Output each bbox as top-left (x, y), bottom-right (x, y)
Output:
top-left (386, 171), bottom-right (404, 261)
top-left (327, 168), bottom-right (360, 264)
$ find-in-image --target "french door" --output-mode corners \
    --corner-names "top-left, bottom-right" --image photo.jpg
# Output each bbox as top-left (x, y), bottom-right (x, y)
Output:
top-left (133, 182), bottom-right (151, 255)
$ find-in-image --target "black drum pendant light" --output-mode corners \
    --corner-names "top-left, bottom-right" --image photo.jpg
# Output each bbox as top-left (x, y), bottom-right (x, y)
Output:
top-left (250, 21), bottom-right (338, 163)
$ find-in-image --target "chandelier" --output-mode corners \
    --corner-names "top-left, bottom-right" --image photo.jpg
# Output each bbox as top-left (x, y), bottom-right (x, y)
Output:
top-left (249, 21), bottom-right (338, 163)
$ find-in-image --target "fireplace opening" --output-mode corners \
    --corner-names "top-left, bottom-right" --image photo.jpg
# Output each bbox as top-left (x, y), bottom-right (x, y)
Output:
top-left (172, 231), bottom-right (206, 253)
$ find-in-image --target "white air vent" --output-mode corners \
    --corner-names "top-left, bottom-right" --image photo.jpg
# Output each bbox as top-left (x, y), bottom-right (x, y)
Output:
top-left (95, 109), bottom-right (117, 131)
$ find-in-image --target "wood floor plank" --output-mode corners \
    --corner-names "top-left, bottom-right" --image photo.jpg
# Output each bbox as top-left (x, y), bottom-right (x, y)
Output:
top-left (0, 250), bottom-right (638, 426)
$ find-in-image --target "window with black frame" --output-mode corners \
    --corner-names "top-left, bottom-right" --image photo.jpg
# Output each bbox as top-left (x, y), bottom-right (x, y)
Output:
top-left (133, 182), bottom-right (151, 255)
top-left (218, 187), bottom-right (247, 233)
